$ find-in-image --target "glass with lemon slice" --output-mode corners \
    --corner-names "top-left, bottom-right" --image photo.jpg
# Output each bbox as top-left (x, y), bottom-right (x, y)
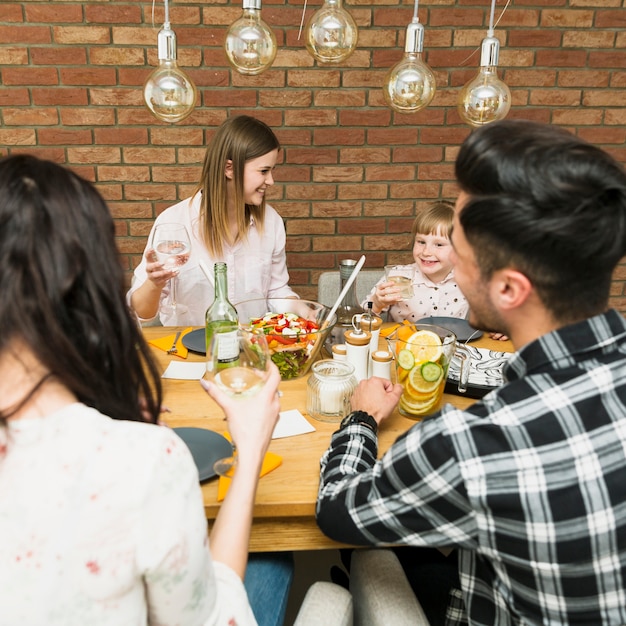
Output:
top-left (386, 323), bottom-right (459, 419)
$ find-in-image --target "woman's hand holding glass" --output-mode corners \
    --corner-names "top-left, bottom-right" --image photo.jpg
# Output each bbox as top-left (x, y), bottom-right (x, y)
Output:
top-left (202, 327), bottom-right (280, 476)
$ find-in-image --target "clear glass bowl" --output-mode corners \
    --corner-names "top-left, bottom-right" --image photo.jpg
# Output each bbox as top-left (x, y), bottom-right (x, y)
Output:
top-left (234, 298), bottom-right (337, 380)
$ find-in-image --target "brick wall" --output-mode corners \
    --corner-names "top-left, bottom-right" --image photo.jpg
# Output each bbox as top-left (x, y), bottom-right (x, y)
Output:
top-left (1, 0), bottom-right (625, 311)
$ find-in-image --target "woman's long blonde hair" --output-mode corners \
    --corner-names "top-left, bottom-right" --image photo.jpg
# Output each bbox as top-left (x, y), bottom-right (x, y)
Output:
top-left (194, 115), bottom-right (280, 258)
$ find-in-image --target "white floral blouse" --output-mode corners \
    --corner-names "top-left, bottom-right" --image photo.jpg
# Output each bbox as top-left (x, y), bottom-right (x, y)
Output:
top-left (0, 403), bottom-right (256, 626)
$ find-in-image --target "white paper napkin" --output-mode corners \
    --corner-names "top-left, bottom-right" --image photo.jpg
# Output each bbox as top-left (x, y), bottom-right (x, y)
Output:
top-left (162, 362), bottom-right (207, 380)
top-left (272, 409), bottom-right (315, 439)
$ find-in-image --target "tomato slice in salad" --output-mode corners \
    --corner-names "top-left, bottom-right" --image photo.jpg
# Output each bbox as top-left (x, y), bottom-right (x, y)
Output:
top-left (250, 312), bottom-right (320, 341)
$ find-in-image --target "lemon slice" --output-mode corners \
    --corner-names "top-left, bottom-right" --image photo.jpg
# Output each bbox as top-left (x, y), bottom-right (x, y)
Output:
top-left (399, 393), bottom-right (440, 416)
top-left (407, 364), bottom-right (442, 396)
top-left (405, 330), bottom-right (443, 363)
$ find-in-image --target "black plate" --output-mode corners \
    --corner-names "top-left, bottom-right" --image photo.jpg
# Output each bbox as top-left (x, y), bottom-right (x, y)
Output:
top-left (417, 316), bottom-right (483, 342)
top-left (182, 328), bottom-right (206, 354)
top-left (173, 427), bottom-right (233, 482)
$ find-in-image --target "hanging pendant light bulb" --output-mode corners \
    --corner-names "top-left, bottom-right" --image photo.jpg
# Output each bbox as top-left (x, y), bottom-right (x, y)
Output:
top-left (305, 0), bottom-right (358, 64)
top-left (458, 0), bottom-right (511, 127)
top-left (143, 0), bottom-right (197, 124)
top-left (383, 0), bottom-right (435, 114)
top-left (225, 0), bottom-right (277, 76)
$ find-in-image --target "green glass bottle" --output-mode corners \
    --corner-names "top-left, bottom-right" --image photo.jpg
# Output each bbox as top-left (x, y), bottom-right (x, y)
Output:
top-left (205, 262), bottom-right (239, 370)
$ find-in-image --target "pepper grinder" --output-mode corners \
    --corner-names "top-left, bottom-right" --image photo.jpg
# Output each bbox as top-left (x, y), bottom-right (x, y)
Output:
top-left (344, 327), bottom-right (371, 382)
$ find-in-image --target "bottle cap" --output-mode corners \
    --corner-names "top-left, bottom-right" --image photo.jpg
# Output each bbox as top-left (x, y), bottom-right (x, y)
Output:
top-left (332, 343), bottom-right (347, 356)
top-left (359, 315), bottom-right (382, 332)
top-left (344, 328), bottom-right (371, 346)
top-left (371, 349), bottom-right (393, 363)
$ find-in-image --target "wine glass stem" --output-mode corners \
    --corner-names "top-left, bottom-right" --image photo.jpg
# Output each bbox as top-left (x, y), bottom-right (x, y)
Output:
top-left (171, 275), bottom-right (178, 319)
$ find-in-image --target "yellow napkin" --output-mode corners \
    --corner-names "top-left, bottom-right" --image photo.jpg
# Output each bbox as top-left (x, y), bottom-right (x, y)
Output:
top-left (148, 327), bottom-right (193, 359)
top-left (380, 319), bottom-right (411, 338)
top-left (216, 432), bottom-right (282, 501)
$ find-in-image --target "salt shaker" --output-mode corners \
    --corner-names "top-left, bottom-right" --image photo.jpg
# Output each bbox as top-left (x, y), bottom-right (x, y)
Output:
top-left (331, 343), bottom-right (347, 362)
top-left (371, 350), bottom-right (393, 381)
top-left (344, 328), bottom-right (371, 382)
top-left (306, 360), bottom-right (357, 422)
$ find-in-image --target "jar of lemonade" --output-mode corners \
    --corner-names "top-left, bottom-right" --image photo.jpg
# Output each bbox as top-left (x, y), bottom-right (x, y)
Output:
top-left (386, 323), bottom-right (458, 419)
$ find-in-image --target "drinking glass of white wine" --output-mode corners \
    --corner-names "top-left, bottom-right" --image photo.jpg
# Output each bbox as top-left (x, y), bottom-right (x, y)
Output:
top-left (205, 326), bottom-right (271, 476)
top-left (151, 222), bottom-right (191, 324)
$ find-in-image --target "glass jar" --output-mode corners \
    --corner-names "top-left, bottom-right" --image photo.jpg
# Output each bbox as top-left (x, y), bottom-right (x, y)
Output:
top-left (306, 359), bottom-right (357, 422)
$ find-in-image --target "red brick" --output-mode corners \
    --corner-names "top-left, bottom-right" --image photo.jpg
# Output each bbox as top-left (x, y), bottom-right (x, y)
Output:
top-left (366, 165), bottom-right (416, 181)
top-left (67, 147), bottom-right (121, 164)
top-left (53, 26), bottom-right (111, 45)
top-left (31, 87), bottom-right (88, 106)
top-left (589, 51), bottom-right (626, 68)
top-left (0, 25), bottom-right (50, 44)
top-left (60, 108), bottom-right (116, 126)
top-left (3, 67), bottom-right (58, 86)
top-left (314, 89), bottom-right (366, 107)
top-left (32, 47), bottom-right (87, 65)
top-left (280, 146), bottom-right (337, 167)
top-left (338, 183), bottom-right (388, 199)
top-left (536, 49), bottom-right (588, 67)
top-left (529, 89), bottom-right (582, 106)
top-left (2, 3), bottom-right (23, 21)
top-left (90, 48), bottom-right (145, 66)
top-left (341, 147), bottom-right (391, 164)
top-left (26, 4), bottom-right (83, 22)
top-left (339, 110), bottom-right (392, 127)
top-left (559, 70), bottom-right (610, 87)
top-left (595, 9), bottom-right (626, 28)
top-left (314, 129), bottom-right (365, 145)
top-left (287, 185), bottom-right (337, 200)
top-left (393, 147), bottom-right (444, 163)
top-left (429, 8), bottom-right (486, 27)
top-left (288, 69), bottom-right (341, 88)
top-left (0, 47), bottom-right (28, 65)
top-left (84, 5), bottom-right (142, 24)
top-left (541, 9), bottom-right (594, 27)
top-left (313, 166), bottom-right (363, 182)
top-left (60, 68), bottom-right (117, 85)
top-left (0, 129), bottom-right (36, 145)
top-left (122, 148), bottom-right (176, 164)
top-left (2, 108), bottom-right (58, 126)
top-left (0, 88), bottom-right (30, 106)
top-left (508, 30), bottom-right (562, 47)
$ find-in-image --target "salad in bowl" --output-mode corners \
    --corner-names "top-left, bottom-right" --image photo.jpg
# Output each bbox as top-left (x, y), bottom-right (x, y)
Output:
top-left (235, 298), bottom-right (336, 380)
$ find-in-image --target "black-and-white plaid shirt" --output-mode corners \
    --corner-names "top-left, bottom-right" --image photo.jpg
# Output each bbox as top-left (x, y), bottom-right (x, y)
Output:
top-left (317, 309), bottom-right (626, 625)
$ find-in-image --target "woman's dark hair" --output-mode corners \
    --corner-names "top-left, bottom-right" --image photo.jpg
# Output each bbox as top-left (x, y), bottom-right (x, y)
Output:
top-left (455, 119), bottom-right (626, 322)
top-left (0, 154), bottom-right (162, 423)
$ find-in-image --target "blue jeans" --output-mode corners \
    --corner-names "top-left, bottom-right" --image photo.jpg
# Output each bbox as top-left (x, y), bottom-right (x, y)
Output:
top-left (244, 551), bottom-right (294, 626)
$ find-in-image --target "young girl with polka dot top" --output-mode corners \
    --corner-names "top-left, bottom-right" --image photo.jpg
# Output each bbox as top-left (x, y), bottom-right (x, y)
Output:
top-left (363, 201), bottom-right (468, 323)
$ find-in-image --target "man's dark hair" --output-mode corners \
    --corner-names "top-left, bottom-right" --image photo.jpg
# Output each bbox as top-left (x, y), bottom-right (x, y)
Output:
top-left (455, 119), bottom-right (626, 322)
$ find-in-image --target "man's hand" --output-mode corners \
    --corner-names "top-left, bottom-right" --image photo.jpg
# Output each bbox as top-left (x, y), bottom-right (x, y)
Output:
top-left (351, 376), bottom-right (403, 425)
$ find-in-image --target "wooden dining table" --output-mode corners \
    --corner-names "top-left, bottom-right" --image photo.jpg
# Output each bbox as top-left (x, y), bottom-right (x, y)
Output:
top-left (145, 325), bottom-right (513, 552)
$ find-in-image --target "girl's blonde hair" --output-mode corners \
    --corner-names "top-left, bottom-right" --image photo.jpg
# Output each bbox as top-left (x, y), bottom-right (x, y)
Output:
top-left (410, 200), bottom-right (456, 241)
top-left (194, 115), bottom-right (280, 258)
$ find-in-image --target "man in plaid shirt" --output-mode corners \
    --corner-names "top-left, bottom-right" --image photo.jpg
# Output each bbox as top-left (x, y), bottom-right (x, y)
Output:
top-left (316, 120), bottom-right (626, 625)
